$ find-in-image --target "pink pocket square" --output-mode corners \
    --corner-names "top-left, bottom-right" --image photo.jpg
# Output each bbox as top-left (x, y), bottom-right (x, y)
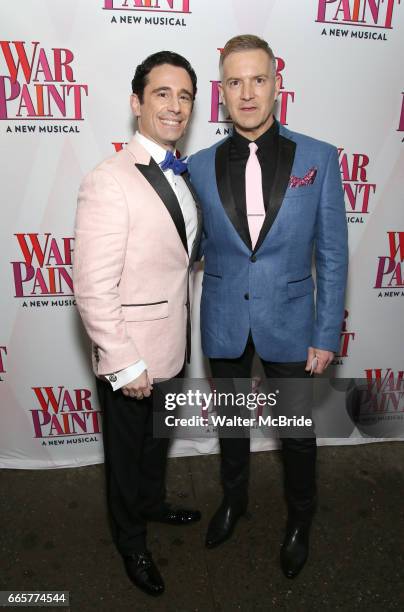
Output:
top-left (289, 167), bottom-right (317, 189)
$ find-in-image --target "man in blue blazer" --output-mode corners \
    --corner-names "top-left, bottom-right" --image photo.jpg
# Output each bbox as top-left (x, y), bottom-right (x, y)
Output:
top-left (188, 35), bottom-right (348, 578)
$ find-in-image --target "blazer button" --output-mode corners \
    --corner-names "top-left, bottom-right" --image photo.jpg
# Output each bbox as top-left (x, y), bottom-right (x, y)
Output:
top-left (108, 374), bottom-right (117, 383)
top-left (250, 255), bottom-right (257, 263)
top-left (244, 293), bottom-right (249, 300)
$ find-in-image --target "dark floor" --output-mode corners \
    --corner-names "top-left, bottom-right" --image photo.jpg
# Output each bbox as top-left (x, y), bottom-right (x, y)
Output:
top-left (1, 442), bottom-right (404, 612)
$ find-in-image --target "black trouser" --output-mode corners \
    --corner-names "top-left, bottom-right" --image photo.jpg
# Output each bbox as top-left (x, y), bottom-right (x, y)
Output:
top-left (97, 376), bottom-right (172, 555)
top-left (209, 337), bottom-right (317, 521)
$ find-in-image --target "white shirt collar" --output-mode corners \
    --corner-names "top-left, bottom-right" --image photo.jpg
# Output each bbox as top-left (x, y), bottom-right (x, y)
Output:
top-left (134, 131), bottom-right (176, 165)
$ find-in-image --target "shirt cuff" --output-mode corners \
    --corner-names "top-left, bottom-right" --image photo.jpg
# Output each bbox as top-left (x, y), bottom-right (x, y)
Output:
top-left (105, 360), bottom-right (148, 391)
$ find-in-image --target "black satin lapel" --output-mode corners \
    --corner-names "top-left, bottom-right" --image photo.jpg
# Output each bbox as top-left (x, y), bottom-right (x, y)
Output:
top-left (135, 158), bottom-right (188, 255)
top-left (183, 171), bottom-right (202, 267)
top-left (254, 135), bottom-right (296, 253)
top-left (215, 139), bottom-right (252, 250)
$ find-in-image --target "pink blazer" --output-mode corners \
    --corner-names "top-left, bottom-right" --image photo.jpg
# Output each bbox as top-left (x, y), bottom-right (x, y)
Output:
top-left (73, 137), bottom-right (201, 381)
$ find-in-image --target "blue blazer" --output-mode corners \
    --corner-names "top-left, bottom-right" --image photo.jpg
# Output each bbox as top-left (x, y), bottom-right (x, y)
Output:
top-left (188, 122), bottom-right (348, 362)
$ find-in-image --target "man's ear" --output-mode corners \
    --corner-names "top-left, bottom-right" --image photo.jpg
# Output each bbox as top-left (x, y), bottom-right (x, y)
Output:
top-left (218, 82), bottom-right (226, 106)
top-left (274, 74), bottom-right (281, 100)
top-left (130, 93), bottom-right (141, 117)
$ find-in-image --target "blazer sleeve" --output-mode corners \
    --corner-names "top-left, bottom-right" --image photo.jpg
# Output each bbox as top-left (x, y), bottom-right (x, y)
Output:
top-left (312, 145), bottom-right (349, 352)
top-left (73, 167), bottom-right (141, 375)
top-left (187, 154), bottom-right (205, 262)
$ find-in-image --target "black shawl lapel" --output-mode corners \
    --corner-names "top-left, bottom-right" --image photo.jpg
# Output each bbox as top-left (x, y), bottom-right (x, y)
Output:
top-left (215, 139), bottom-right (252, 250)
top-left (135, 157), bottom-right (188, 255)
top-left (182, 171), bottom-right (203, 267)
top-left (253, 134), bottom-right (296, 254)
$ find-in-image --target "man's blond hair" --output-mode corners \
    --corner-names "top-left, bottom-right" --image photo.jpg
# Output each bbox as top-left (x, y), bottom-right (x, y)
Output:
top-left (220, 34), bottom-right (276, 76)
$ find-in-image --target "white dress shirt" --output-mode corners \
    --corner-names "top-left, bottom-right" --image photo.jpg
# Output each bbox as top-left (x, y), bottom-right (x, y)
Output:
top-left (106, 131), bottom-right (197, 391)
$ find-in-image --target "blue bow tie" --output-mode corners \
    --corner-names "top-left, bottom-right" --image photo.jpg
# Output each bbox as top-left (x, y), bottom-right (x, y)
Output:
top-left (159, 149), bottom-right (187, 175)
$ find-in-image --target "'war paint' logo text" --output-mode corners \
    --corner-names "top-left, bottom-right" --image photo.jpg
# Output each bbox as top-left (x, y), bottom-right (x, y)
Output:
top-left (338, 147), bottom-right (376, 223)
top-left (316, 0), bottom-right (401, 40)
top-left (0, 41), bottom-right (88, 132)
top-left (333, 310), bottom-right (355, 364)
top-left (349, 369), bottom-right (404, 435)
top-left (104, 0), bottom-right (190, 26)
top-left (104, 0), bottom-right (190, 10)
top-left (364, 369), bottom-right (404, 413)
top-left (11, 233), bottom-right (75, 307)
top-left (375, 232), bottom-right (404, 296)
top-left (30, 386), bottom-right (101, 443)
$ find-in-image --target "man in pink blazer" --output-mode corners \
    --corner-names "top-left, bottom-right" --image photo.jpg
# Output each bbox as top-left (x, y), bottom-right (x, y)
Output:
top-left (73, 51), bottom-right (202, 597)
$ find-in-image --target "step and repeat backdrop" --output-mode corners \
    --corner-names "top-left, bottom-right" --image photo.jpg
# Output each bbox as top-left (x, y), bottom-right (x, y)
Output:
top-left (1, 0), bottom-right (403, 468)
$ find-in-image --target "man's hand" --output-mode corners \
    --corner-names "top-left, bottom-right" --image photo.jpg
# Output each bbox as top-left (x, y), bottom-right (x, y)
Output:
top-left (305, 347), bottom-right (334, 375)
top-left (122, 370), bottom-right (153, 400)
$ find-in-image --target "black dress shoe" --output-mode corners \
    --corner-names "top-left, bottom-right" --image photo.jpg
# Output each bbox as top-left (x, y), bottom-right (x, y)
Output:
top-left (205, 499), bottom-right (247, 549)
top-left (146, 505), bottom-right (202, 525)
top-left (123, 551), bottom-right (164, 596)
top-left (280, 521), bottom-right (311, 579)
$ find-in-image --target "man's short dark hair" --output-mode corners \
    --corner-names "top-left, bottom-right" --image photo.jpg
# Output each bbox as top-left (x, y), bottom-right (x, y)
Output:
top-left (132, 51), bottom-right (197, 103)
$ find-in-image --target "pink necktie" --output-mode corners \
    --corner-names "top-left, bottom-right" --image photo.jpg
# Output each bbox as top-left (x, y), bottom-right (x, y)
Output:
top-left (245, 142), bottom-right (265, 249)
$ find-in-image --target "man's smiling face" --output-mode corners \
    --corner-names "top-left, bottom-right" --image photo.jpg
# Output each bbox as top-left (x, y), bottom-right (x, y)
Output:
top-left (131, 63), bottom-right (194, 150)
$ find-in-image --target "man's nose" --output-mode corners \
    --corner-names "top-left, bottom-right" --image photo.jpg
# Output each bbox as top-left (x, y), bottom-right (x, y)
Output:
top-left (241, 82), bottom-right (253, 100)
top-left (167, 95), bottom-right (181, 113)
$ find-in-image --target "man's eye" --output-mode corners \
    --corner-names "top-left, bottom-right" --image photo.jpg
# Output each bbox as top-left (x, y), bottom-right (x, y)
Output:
top-left (229, 80), bottom-right (239, 87)
top-left (180, 95), bottom-right (191, 102)
top-left (256, 77), bottom-right (265, 84)
top-left (158, 91), bottom-right (168, 97)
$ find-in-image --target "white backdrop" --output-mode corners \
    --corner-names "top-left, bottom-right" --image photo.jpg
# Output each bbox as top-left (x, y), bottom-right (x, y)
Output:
top-left (1, 0), bottom-right (403, 468)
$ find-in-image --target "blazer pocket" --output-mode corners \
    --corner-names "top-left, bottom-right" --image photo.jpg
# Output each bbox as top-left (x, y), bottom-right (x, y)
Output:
top-left (121, 300), bottom-right (169, 321)
top-left (287, 276), bottom-right (314, 299)
top-left (204, 271), bottom-right (222, 279)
